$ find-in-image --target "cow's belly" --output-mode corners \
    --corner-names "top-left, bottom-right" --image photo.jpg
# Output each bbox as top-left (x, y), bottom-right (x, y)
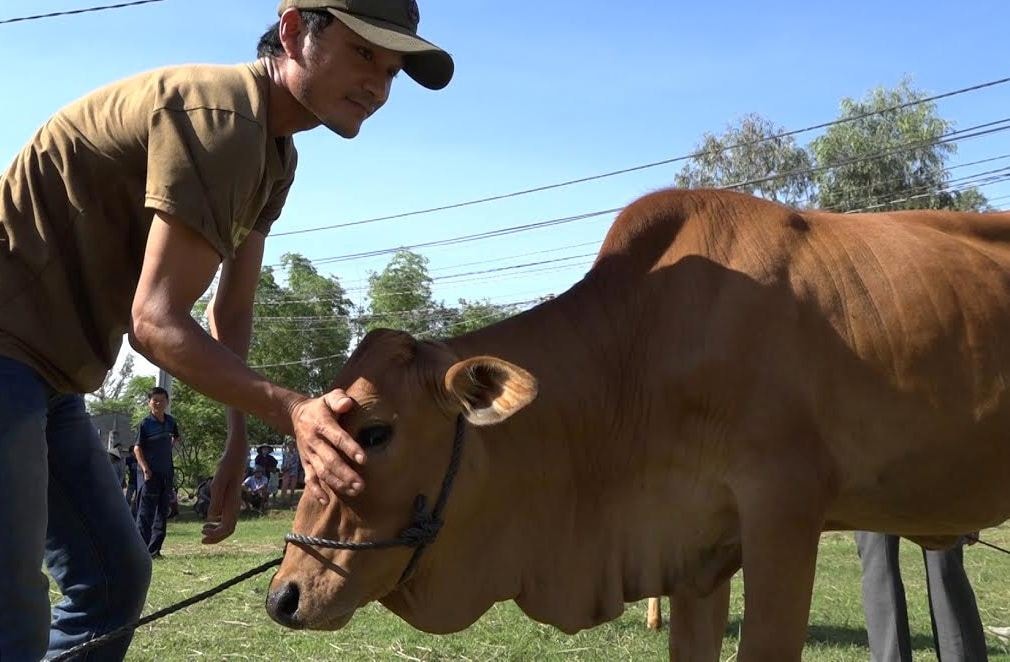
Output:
top-left (825, 420), bottom-right (1010, 534)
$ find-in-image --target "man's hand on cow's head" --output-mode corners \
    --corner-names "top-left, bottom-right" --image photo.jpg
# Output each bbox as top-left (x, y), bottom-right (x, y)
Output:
top-left (290, 389), bottom-right (366, 505)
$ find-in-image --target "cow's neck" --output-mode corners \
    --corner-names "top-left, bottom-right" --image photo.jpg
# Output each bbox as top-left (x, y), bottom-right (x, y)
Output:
top-left (447, 273), bottom-right (628, 449)
top-left (434, 273), bottom-right (667, 630)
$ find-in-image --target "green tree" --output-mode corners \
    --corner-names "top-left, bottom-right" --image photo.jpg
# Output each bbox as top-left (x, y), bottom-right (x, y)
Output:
top-left (362, 250), bottom-right (529, 339)
top-left (364, 249), bottom-right (446, 336)
top-left (811, 79), bottom-right (989, 212)
top-left (675, 113), bottom-right (815, 207)
top-left (170, 252), bottom-right (353, 492)
top-left (89, 353), bottom-right (134, 409)
top-left (250, 253), bottom-right (353, 396)
top-left (88, 355), bottom-right (155, 425)
top-left (169, 380), bottom-right (227, 496)
top-left (441, 298), bottom-right (520, 337)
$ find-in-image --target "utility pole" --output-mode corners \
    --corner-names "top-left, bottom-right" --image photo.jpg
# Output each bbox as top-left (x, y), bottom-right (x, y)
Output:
top-left (157, 368), bottom-right (173, 413)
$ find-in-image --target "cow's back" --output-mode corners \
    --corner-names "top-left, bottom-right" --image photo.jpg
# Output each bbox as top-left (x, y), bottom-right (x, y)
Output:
top-left (590, 189), bottom-right (1010, 534)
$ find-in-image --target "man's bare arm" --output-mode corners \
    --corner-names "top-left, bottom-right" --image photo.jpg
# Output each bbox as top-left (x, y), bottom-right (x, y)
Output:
top-left (129, 213), bottom-right (366, 501)
top-left (207, 229), bottom-right (263, 447)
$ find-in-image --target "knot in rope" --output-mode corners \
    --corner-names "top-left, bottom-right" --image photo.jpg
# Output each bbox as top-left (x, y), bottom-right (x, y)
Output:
top-left (398, 495), bottom-right (444, 546)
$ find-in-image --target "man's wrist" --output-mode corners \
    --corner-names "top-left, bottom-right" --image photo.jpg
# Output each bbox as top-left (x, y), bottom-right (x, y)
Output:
top-left (273, 386), bottom-right (307, 435)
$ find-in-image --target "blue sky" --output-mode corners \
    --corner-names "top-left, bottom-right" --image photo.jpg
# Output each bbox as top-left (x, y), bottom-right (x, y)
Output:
top-left (3, 0), bottom-right (1009, 377)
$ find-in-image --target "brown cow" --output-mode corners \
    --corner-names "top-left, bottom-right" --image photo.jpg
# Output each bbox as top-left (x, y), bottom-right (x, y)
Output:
top-left (266, 189), bottom-right (1010, 661)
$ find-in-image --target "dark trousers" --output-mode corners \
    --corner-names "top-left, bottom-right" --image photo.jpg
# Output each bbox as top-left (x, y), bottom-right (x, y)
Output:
top-left (125, 463), bottom-right (139, 516)
top-left (136, 472), bottom-right (172, 555)
top-left (855, 532), bottom-right (988, 662)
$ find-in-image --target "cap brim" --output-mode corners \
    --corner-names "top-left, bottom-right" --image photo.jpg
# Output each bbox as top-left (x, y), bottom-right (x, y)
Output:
top-left (327, 9), bottom-right (454, 90)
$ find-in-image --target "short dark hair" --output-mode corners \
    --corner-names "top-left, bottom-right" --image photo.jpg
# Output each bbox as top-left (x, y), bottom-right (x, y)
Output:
top-left (148, 386), bottom-right (170, 400)
top-left (257, 10), bottom-right (335, 58)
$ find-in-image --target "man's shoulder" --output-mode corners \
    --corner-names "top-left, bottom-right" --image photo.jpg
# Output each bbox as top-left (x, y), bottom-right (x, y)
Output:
top-left (148, 62), bottom-right (269, 126)
top-left (59, 62), bottom-right (265, 126)
top-left (136, 415), bottom-right (155, 439)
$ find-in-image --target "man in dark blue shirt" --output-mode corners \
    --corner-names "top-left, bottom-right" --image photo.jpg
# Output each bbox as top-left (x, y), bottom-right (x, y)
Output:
top-left (134, 387), bottom-right (180, 558)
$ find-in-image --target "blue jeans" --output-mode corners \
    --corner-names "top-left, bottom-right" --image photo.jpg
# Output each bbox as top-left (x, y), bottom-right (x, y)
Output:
top-left (0, 356), bottom-right (152, 661)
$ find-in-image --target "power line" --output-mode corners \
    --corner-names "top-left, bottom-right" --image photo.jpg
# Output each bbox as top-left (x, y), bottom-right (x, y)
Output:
top-left (247, 150), bottom-right (1010, 303)
top-left (248, 172), bottom-right (1010, 321)
top-left (721, 118), bottom-right (1010, 193)
top-left (249, 353), bottom-right (345, 371)
top-left (0, 0), bottom-right (167, 25)
top-left (271, 75), bottom-right (1010, 238)
top-left (240, 239), bottom-right (605, 307)
top-left (824, 155), bottom-right (1010, 211)
top-left (845, 171), bottom-right (1010, 214)
top-left (247, 173), bottom-right (1008, 312)
top-left (269, 118), bottom-right (1010, 270)
top-left (307, 208), bottom-right (622, 266)
top-left (252, 264), bottom-right (586, 320)
top-left (244, 173), bottom-right (1010, 359)
top-left (248, 299), bottom-right (544, 368)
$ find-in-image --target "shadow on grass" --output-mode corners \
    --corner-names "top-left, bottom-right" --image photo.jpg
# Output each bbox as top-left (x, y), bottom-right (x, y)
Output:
top-left (808, 623), bottom-right (1009, 656)
top-left (720, 618), bottom-right (1006, 656)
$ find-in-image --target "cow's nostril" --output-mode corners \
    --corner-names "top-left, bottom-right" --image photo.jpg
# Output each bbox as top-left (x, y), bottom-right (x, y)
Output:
top-left (267, 581), bottom-right (302, 628)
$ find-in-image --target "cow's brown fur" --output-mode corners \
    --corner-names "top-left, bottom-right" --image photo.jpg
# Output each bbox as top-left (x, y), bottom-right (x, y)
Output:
top-left (268, 189), bottom-right (1010, 661)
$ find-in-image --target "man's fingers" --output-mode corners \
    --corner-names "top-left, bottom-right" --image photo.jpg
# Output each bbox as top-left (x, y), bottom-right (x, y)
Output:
top-left (323, 390), bottom-right (354, 414)
top-left (292, 392), bottom-right (367, 498)
top-left (206, 488), bottom-right (226, 522)
top-left (302, 463), bottom-right (328, 506)
top-left (304, 480), bottom-right (328, 506)
top-left (203, 472), bottom-right (242, 544)
top-left (316, 418), bottom-right (367, 467)
top-left (201, 505), bottom-right (237, 544)
top-left (201, 520), bottom-right (235, 544)
top-left (309, 445), bottom-right (363, 497)
top-left (315, 398), bottom-right (366, 466)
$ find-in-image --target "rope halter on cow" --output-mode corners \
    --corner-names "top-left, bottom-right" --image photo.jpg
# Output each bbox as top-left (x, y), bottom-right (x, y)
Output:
top-left (284, 414), bottom-right (467, 586)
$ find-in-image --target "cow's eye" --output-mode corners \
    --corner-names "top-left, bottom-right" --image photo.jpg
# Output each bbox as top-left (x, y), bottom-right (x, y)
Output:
top-left (356, 424), bottom-right (393, 449)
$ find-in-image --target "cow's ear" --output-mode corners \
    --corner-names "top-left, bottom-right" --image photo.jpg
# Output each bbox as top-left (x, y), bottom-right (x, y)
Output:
top-left (443, 356), bottom-right (537, 426)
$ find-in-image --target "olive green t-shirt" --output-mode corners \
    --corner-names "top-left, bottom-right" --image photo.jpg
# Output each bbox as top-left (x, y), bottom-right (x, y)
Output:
top-left (0, 60), bottom-right (297, 393)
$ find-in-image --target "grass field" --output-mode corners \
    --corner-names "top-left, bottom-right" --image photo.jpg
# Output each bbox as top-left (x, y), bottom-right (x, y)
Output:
top-left (71, 508), bottom-right (1010, 661)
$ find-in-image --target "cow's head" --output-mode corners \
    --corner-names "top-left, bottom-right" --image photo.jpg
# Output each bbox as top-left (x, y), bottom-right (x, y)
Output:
top-left (266, 329), bottom-right (537, 631)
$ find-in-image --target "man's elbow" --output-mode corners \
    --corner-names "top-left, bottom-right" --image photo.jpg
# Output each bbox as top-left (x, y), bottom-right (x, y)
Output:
top-left (129, 301), bottom-right (168, 357)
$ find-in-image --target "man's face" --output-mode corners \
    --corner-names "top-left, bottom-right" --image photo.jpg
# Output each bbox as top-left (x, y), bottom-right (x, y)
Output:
top-left (148, 393), bottom-right (168, 415)
top-left (288, 17), bottom-right (405, 138)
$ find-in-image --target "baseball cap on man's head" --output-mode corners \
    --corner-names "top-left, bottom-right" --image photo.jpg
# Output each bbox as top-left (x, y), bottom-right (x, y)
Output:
top-left (277, 0), bottom-right (454, 90)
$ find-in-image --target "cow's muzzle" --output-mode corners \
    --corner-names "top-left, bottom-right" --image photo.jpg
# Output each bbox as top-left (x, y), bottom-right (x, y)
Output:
top-left (266, 581), bottom-right (304, 628)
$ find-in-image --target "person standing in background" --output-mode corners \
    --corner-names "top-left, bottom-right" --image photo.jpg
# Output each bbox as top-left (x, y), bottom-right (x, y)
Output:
top-left (134, 387), bottom-right (180, 559)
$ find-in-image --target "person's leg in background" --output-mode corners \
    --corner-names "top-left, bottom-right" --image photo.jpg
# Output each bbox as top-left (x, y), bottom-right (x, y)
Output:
top-left (856, 531), bottom-right (914, 662)
top-left (146, 472), bottom-right (172, 557)
top-left (923, 542), bottom-right (988, 662)
top-left (135, 469), bottom-right (161, 551)
top-left (125, 461), bottom-right (138, 517)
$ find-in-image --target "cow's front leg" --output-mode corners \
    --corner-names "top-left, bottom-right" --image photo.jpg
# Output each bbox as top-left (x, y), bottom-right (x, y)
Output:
top-left (667, 581), bottom-right (731, 662)
top-left (734, 475), bottom-right (825, 662)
